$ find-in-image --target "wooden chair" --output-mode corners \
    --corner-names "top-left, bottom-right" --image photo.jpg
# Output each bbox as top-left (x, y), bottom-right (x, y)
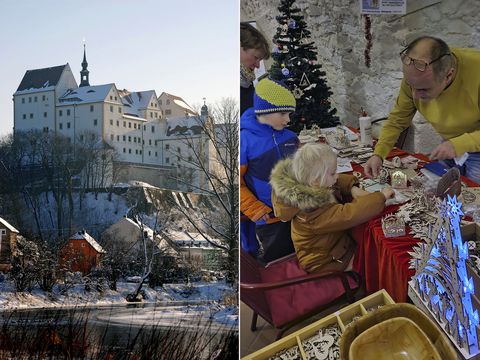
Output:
top-left (240, 249), bottom-right (361, 340)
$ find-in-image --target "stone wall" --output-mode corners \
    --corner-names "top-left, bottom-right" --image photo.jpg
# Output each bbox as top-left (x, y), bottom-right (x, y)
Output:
top-left (241, 0), bottom-right (480, 152)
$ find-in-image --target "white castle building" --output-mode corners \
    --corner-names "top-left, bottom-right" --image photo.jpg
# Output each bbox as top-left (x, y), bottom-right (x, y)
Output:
top-left (12, 47), bottom-right (217, 191)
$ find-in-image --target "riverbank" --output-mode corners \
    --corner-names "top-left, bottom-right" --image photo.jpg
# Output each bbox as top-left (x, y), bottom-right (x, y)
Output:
top-left (0, 280), bottom-right (237, 326)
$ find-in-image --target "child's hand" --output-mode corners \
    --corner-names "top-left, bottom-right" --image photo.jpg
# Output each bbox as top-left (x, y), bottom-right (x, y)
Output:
top-left (351, 186), bottom-right (369, 198)
top-left (381, 187), bottom-right (395, 199)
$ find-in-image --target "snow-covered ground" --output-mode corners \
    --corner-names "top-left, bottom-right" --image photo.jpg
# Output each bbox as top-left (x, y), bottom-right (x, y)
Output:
top-left (0, 280), bottom-right (238, 328)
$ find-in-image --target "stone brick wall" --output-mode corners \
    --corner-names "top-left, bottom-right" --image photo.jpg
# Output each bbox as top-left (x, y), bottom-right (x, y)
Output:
top-left (241, 0), bottom-right (480, 152)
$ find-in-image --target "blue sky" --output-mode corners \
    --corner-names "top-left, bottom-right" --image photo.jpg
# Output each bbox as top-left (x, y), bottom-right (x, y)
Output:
top-left (0, 0), bottom-right (239, 135)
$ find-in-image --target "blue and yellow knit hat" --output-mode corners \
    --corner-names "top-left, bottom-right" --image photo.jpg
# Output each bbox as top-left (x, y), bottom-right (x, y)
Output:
top-left (254, 78), bottom-right (296, 115)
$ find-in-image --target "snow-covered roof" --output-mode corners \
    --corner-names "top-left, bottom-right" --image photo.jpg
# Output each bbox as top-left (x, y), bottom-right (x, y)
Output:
top-left (15, 64), bottom-right (68, 95)
top-left (163, 230), bottom-right (221, 248)
top-left (122, 114), bottom-right (147, 122)
top-left (117, 218), bottom-right (177, 255)
top-left (58, 84), bottom-right (115, 105)
top-left (159, 92), bottom-right (197, 116)
top-left (0, 217), bottom-right (19, 233)
top-left (119, 89), bottom-right (157, 117)
top-left (166, 115), bottom-right (204, 137)
top-left (70, 230), bottom-right (106, 253)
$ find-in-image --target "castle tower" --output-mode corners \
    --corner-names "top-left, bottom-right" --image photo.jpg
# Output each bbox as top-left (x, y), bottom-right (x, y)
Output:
top-left (80, 44), bottom-right (90, 87)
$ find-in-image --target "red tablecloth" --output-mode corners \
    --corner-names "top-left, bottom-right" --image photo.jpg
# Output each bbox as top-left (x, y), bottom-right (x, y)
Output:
top-left (350, 151), bottom-right (479, 303)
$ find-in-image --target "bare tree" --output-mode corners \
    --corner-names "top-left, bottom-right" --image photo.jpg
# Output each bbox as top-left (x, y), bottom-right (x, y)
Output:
top-left (167, 98), bottom-right (239, 286)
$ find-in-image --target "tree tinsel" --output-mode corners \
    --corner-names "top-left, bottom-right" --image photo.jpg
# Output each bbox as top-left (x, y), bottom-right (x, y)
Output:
top-left (269, 0), bottom-right (339, 133)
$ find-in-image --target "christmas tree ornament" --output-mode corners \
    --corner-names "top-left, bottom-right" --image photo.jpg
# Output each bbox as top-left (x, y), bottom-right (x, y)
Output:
top-left (281, 23), bottom-right (289, 34)
top-left (288, 19), bottom-right (297, 29)
top-left (300, 72), bottom-right (311, 87)
top-left (292, 86), bottom-right (304, 99)
top-left (281, 67), bottom-right (290, 76)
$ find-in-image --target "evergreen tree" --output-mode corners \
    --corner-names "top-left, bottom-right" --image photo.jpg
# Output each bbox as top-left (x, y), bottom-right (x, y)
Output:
top-left (270, 0), bottom-right (339, 133)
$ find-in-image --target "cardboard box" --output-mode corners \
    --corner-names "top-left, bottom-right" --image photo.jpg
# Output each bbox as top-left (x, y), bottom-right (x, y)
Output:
top-left (242, 290), bottom-right (395, 360)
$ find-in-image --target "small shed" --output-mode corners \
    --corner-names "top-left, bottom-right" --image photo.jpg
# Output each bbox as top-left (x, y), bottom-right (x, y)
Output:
top-left (0, 217), bottom-right (19, 272)
top-left (60, 230), bottom-right (105, 275)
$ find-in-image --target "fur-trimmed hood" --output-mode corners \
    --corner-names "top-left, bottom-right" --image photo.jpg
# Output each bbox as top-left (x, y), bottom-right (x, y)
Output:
top-left (270, 157), bottom-right (335, 220)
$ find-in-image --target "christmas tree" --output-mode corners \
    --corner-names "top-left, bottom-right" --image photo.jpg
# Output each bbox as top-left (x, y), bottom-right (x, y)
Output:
top-left (270, 0), bottom-right (339, 133)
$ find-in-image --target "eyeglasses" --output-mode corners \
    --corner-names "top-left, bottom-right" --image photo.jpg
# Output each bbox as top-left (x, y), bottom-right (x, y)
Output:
top-left (400, 48), bottom-right (451, 72)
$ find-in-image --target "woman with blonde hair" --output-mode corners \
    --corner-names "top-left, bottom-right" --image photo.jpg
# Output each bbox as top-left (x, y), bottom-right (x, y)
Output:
top-left (270, 143), bottom-right (394, 273)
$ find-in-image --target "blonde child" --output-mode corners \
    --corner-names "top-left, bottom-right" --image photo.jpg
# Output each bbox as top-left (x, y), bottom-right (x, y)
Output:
top-left (270, 143), bottom-right (394, 273)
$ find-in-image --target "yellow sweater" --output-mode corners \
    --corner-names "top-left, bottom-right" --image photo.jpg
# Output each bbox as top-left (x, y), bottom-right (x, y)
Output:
top-left (374, 48), bottom-right (480, 159)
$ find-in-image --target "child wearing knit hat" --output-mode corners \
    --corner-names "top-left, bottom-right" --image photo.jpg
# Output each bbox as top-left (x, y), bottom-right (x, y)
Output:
top-left (240, 77), bottom-right (299, 262)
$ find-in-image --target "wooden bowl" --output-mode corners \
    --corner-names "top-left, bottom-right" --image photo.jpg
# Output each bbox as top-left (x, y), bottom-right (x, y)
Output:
top-left (349, 317), bottom-right (441, 360)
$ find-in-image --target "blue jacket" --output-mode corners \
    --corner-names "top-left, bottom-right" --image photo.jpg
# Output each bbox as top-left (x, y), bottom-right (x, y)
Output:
top-left (240, 108), bottom-right (299, 225)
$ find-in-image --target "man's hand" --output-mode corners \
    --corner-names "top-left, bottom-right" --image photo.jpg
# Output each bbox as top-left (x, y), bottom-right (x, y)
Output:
top-left (430, 141), bottom-right (456, 161)
top-left (364, 155), bottom-right (383, 178)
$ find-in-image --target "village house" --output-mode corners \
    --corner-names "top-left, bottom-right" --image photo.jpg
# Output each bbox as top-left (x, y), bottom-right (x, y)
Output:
top-left (0, 217), bottom-right (19, 272)
top-left (59, 230), bottom-right (105, 275)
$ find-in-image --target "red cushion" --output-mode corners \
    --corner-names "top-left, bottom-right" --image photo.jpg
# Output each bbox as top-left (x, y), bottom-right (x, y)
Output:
top-left (260, 255), bottom-right (358, 327)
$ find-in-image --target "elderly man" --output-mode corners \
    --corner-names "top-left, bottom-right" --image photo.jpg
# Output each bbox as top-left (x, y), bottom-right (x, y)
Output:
top-left (365, 36), bottom-right (480, 183)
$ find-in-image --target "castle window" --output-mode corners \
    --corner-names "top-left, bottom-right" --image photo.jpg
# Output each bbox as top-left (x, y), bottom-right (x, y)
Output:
top-left (110, 134), bottom-right (114, 141)
top-left (117, 135), bottom-right (120, 141)
top-left (165, 109), bottom-right (171, 115)
top-left (155, 152), bottom-right (158, 157)
top-left (149, 139), bottom-right (152, 145)
top-left (151, 126), bottom-right (155, 133)
top-left (59, 110), bottom-right (63, 116)
top-left (159, 100), bottom-right (162, 105)
top-left (67, 122), bottom-right (71, 129)
top-left (128, 122), bottom-right (131, 128)
top-left (165, 144), bottom-right (170, 150)
top-left (30, 113), bottom-right (33, 119)
top-left (59, 123), bottom-right (63, 130)
top-left (29, 97), bottom-right (31, 103)
top-left (67, 109), bottom-right (71, 116)
top-left (128, 149), bottom-right (132, 154)
top-left (44, 112), bottom-right (47, 118)
top-left (144, 125), bottom-right (146, 130)
top-left (110, 105), bottom-right (113, 112)
top-left (42, 95), bottom-right (46, 101)
top-left (22, 114), bottom-right (26, 120)
top-left (135, 149), bottom-right (138, 154)
top-left (22, 98), bottom-right (25, 104)
top-left (165, 157), bottom-right (169, 163)
top-left (110, 119), bottom-right (113, 125)
top-left (110, 95), bottom-right (113, 100)
top-left (116, 120), bottom-right (119, 126)
top-left (80, 135), bottom-right (84, 141)
top-left (123, 148), bottom-right (126, 153)
top-left (34, 96), bottom-right (37, 102)
top-left (43, 127), bottom-right (48, 133)
top-left (90, 105), bottom-right (94, 112)
top-left (166, 99), bottom-right (170, 105)
top-left (128, 136), bottom-right (131, 142)
top-left (115, 96), bottom-right (117, 101)
top-left (118, 107), bottom-right (122, 113)
top-left (150, 112), bottom-right (153, 118)
top-left (123, 121), bottom-right (126, 127)
top-left (123, 135), bottom-right (126, 141)
top-left (94, 119), bottom-right (98, 126)
top-left (134, 123), bottom-right (137, 129)
top-left (148, 151), bottom-right (151, 156)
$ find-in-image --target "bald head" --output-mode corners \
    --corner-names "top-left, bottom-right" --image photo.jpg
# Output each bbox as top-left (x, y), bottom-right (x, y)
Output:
top-left (403, 36), bottom-right (454, 78)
